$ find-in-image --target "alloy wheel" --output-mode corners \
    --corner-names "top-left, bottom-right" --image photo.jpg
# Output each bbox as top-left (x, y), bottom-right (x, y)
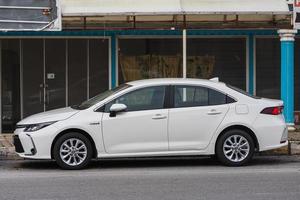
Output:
top-left (59, 138), bottom-right (87, 166)
top-left (223, 135), bottom-right (250, 162)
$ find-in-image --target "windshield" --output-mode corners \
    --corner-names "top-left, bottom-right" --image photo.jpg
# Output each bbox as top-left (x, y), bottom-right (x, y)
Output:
top-left (226, 84), bottom-right (261, 99)
top-left (71, 84), bottom-right (131, 110)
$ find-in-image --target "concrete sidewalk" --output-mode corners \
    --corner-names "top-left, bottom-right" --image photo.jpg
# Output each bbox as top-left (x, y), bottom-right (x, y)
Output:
top-left (0, 134), bottom-right (20, 160)
top-left (1, 132), bottom-right (300, 160)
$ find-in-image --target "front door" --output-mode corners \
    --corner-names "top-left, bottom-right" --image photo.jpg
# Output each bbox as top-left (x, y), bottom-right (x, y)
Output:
top-left (102, 86), bottom-right (169, 154)
top-left (22, 39), bottom-right (66, 117)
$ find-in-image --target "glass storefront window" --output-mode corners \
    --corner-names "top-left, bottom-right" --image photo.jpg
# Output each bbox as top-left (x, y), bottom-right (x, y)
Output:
top-left (22, 39), bottom-right (44, 118)
top-left (256, 38), bottom-right (280, 99)
top-left (45, 39), bottom-right (67, 111)
top-left (118, 38), bottom-right (182, 83)
top-left (89, 39), bottom-right (109, 98)
top-left (1, 38), bottom-right (109, 132)
top-left (1, 39), bottom-right (21, 132)
top-left (68, 39), bottom-right (88, 106)
top-left (68, 39), bottom-right (110, 105)
top-left (187, 38), bottom-right (246, 90)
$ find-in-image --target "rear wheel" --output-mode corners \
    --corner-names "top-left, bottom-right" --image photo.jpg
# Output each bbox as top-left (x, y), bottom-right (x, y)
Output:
top-left (216, 129), bottom-right (255, 166)
top-left (53, 132), bottom-right (93, 170)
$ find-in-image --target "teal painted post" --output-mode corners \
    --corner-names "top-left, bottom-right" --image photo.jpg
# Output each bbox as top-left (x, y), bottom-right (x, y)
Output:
top-left (278, 30), bottom-right (297, 124)
top-left (111, 34), bottom-right (117, 88)
top-left (248, 35), bottom-right (254, 94)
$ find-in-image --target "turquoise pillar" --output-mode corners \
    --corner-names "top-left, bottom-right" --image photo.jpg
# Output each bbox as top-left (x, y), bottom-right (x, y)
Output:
top-left (278, 29), bottom-right (297, 125)
top-left (111, 34), bottom-right (117, 88)
top-left (248, 35), bottom-right (254, 95)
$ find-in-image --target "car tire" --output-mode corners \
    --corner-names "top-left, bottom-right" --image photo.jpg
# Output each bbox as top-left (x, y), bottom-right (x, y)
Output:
top-left (53, 132), bottom-right (93, 170)
top-left (216, 129), bottom-right (255, 166)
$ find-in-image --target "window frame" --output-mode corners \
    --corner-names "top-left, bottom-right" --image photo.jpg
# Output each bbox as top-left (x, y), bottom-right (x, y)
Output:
top-left (170, 84), bottom-right (236, 109)
top-left (103, 85), bottom-right (171, 113)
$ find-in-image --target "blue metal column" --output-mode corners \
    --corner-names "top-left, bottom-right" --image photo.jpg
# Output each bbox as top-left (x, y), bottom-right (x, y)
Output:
top-left (248, 34), bottom-right (254, 95)
top-left (110, 34), bottom-right (117, 88)
top-left (278, 29), bottom-right (297, 124)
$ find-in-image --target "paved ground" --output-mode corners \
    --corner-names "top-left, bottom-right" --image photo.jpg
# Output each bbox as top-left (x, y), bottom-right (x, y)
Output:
top-left (0, 156), bottom-right (299, 200)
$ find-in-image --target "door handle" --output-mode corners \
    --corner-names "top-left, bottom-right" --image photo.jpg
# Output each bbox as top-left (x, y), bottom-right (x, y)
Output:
top-left (207, 109), bottom-right (222, 115)
top-left (89, 122), bottom-right (100, 125)
top-left (152, 114), bottom-right (167, 120)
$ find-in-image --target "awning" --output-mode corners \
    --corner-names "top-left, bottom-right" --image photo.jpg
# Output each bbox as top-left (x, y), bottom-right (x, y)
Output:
top-left (61, 0), bottom-right (291, 16)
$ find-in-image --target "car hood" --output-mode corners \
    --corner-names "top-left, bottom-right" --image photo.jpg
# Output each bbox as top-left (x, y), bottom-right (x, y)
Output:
top-left (17, 107), bottom-right (80, 125)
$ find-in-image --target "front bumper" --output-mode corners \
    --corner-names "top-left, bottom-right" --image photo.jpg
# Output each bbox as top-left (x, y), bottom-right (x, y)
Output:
top-left (13, 125), bottom-right (59, 159)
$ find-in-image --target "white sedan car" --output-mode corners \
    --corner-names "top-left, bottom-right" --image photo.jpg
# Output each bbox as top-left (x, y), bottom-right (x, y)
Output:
top-left (14, 78), bottom-right (288, 169)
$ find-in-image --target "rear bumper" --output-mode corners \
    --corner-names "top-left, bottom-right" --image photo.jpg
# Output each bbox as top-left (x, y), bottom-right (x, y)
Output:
top-left (257, 124), bottom-right (288, 151)
top-left (260, 140), bottom-right (288, 152)
top-left (253, 114), bottom-right (288, 152)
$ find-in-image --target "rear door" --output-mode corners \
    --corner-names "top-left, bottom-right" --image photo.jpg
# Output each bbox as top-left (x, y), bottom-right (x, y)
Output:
top-left (168, 85), bottom-right (230, 151)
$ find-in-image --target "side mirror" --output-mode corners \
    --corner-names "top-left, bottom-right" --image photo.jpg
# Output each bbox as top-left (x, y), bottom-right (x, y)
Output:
top-left (109, 103), bottom-right (127, 117)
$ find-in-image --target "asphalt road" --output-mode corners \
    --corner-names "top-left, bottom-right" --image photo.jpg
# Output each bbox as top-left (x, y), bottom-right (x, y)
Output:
top-left (0, 156), bottom-right (299, 200)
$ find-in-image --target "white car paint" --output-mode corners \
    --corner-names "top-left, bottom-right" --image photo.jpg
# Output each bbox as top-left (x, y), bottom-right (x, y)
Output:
top-left (13, 78), bottom-right (288, 163)
top-left (21, 107), bottom-right (79, 124)
top-left (169, 103), bottom-right (229, 150)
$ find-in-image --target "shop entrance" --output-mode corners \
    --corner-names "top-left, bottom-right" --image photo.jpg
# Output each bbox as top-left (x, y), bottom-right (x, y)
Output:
top-left (22, 39), bottom-right (66, 117)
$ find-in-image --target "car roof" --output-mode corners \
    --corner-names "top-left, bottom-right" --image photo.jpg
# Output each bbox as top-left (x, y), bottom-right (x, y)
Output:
top-left (127, 78), bottom-right (225, 87)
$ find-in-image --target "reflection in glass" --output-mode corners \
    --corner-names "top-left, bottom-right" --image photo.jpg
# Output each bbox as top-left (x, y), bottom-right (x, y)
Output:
top-left (68, 39), bottom-right (87, 106)
top-left (256, 38), bottom-right (280, 99)
top-left (118, 39), bottom-right (182, 83)
top-left (45, 39), bottom-right (66, 110)
top-left (187, 38), bottom-right (246, 90)
top-left (106, 86), bottom-right (166, 112)
top-left (1, 39), bottom-right (20, 132)
top-left (22, 39), bottom-right (44, 117)
top-left (89, 39), bottom-right (109, 98)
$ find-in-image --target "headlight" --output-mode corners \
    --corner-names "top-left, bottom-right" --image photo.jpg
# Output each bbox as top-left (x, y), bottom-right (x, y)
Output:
top-left (23, 121), bottom-right (56, 132)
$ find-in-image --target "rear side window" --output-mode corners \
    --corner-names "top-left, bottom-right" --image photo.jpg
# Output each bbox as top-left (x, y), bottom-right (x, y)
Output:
top-left (174, 86), bottom-right (208, 107)
top-left (174, 85), bottom-right (235, 108)
top-left (209, 89), bottom-right (226, 105)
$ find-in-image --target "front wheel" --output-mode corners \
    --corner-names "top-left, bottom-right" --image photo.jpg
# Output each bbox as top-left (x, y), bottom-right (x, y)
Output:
top-left (53, 132), bottom-right (93, 170)
top-left (216, 129), bottom-right (255, 166)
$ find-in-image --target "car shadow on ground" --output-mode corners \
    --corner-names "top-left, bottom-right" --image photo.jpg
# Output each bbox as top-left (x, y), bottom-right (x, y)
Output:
top-left (7, 155), bottom-right (299, 170)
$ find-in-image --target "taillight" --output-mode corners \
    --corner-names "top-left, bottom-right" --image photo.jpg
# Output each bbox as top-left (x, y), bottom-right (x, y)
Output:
top-left (260, 106), bottom-right (284, 115)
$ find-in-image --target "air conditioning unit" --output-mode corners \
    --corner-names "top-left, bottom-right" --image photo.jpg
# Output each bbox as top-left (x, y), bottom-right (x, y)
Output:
top-left (0, 0), bottom-right (61, 31)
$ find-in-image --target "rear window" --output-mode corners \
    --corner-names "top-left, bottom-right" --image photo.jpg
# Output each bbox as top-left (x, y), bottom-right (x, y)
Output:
top-left (226, 84), bottom-right (261, 99)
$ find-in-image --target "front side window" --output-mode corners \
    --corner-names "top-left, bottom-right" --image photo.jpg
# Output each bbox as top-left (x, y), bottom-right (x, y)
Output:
top-left (106, 86), bottom-right (166, 112)
top-left (174, 85), bottom-right (230, 108)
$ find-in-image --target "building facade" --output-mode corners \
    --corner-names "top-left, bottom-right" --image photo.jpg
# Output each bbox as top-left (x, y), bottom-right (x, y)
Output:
top-left (0, 0), bottom-right (299, 132)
